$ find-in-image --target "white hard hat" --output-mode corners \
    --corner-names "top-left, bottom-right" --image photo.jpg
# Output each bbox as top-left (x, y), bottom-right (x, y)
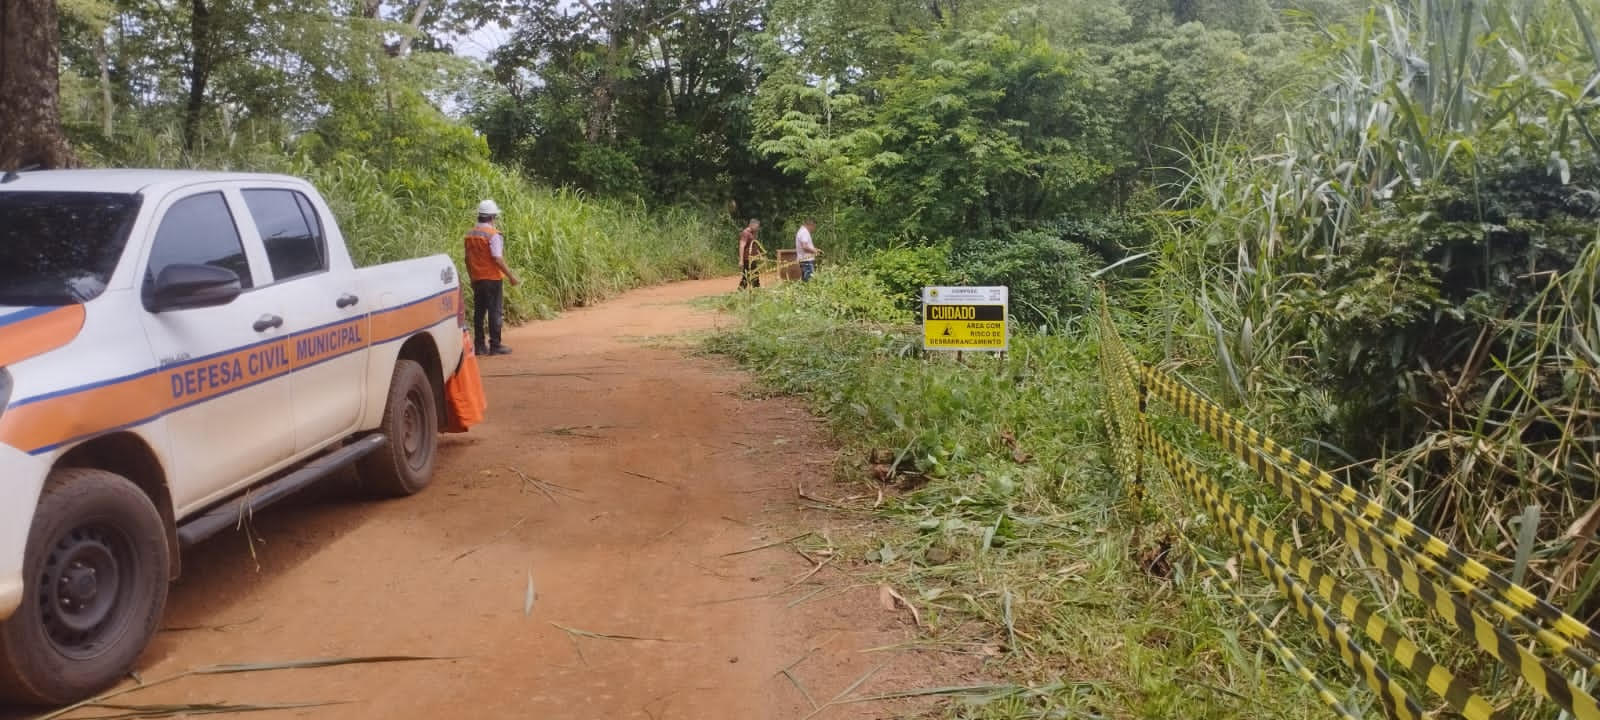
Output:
top-left (477, 199), bottom-right (500, 216)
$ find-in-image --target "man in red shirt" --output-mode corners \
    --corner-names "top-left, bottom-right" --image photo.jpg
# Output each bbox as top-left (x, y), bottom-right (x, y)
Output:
top-left (737, 218), bottom-right (764, 289)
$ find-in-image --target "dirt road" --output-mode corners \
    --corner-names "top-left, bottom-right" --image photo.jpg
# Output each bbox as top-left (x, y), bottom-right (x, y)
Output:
top-left (21, 278), bottom-right (972, 720)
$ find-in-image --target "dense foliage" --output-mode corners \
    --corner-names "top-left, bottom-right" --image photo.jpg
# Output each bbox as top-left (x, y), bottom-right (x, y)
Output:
top-left (31, 0), bottom-right (1600, 713)
top-left (48, 0), bottom-right (729, 320)
top-left (1139, 0), bottom-right (1600, 617)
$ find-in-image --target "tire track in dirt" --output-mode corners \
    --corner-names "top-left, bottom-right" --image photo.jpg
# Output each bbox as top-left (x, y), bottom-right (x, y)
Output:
top-left (12, 278), bottom-right (980, 720)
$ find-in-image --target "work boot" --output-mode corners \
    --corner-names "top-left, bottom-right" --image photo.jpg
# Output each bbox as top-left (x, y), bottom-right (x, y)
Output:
top-left (474, 344), bottom-right (489, 356)
top-left (489, 345), bottom-right (513, 355)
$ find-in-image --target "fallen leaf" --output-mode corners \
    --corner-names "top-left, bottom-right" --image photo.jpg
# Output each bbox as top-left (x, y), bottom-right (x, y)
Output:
top-left (980, 644), bottom-right (1003, 657)
top-left (924, 546), bottom-right (954, 565)
top-left (1565, 497), bottom-right (1600, 539)
top-left (878, 585), bottom-right (923, 627)
top-left (1056, 562), bottom-right (1088, 577)
top-left (885, 586), bottom-right (923, 627)
top-left (878, 584), bottom-right (897, 611)
top-left (896, 473), bottom-right (930, 491)
top-left (1138, 535), bottom-right (1174, 579)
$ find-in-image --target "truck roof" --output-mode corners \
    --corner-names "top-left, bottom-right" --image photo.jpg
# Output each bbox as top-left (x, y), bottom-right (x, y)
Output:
top-left (0, 169), bottom-right (305, 195)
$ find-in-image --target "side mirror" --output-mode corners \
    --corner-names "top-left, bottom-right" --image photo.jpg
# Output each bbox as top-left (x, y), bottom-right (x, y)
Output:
top-left (146, 263), bottom-right (242, 312)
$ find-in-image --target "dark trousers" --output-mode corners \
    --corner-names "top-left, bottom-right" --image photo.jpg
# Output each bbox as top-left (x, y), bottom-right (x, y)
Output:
top-left (739, 258), bottom-right (761, 289)
top-left (472, 279), bottom-right (504, 350)
top-left (800, 260), bottom-right (815, 282)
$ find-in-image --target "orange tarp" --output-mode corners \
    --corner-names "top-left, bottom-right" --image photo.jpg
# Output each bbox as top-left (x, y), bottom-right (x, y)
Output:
top-left (444, 330), bottom-right (487, 433)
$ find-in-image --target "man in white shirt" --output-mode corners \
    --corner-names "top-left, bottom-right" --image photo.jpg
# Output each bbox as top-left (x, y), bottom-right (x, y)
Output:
top-left (794, 219), bottom-right (822, 282)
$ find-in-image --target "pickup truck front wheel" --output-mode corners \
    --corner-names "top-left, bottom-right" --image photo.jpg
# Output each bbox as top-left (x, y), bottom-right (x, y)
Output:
top-left (0, 468), bottom-right (169, 705)
top-left (358, 359), bottom-right (439, 497)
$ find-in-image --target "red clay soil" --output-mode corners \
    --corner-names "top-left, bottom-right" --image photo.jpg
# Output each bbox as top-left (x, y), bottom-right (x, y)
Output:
top-left (10, 277), bottom-right (981, 720)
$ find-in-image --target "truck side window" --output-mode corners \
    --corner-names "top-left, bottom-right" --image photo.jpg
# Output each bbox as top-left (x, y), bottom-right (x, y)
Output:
top-left (146, 191), bottom-right (253, 290)
top-left (243, 189), bottom-right (327, 282)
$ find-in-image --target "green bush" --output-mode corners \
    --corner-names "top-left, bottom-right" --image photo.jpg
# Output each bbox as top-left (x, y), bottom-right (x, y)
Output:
top-left (1283, 163), bottom-right (1600, 460)
top-left (951, 229), bottom-right (1097, 332)
top-left (864, 245), bottom-right (952, 312)
top-left (1042, 214), bottom-right (1154, 265)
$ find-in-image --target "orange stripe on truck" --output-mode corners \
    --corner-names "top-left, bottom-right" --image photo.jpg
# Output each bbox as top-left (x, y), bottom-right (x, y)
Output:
top-left (371, 292), bottom-right (457, 345)
top-left (0, 291), bottom-right (457, 456)
top-left (0, 305), bottom-right (86, 368)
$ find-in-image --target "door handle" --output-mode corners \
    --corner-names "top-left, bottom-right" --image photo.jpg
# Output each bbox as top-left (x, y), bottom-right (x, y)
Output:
top-left (336, 294), bottom-right (360, 309)
top-left (252, 314), bottom-right (284, 333)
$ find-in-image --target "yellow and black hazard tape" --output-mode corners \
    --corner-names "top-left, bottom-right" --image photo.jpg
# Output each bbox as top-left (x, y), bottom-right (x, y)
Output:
top-left (1214, 426), bottom-right (1600, 720)
top-left (1139, 423), bottom-right (1500, 719)
top-left (1138, 365), bottom-right (1600, 719)
top-left (1138, 363), bottom-right (1600, 661)
top-left (1141, 425), bottom-right (1425, 720)
top-left (1138, 364), bottom-right (1600, 666)
top-left (1171, 518), bottom-right (1362, 719)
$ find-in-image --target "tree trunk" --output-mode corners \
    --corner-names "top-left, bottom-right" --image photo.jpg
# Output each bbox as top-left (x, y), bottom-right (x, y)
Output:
top-left (0, 0), bottom-right (79, 170)
top-left (574, 0), bottom-right (621, 143)
top-left (96, 29), bottom-right (114, 136)
top-left (183, 0), bottom-right (212, 152)
top-left (394, 0), bottom-right (431, 57)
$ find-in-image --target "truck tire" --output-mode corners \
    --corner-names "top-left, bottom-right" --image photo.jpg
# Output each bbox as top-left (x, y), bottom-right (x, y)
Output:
top-left (358, 358), bottom-right (439, 497)
top-left (0, 468), bottom-right (169, 705)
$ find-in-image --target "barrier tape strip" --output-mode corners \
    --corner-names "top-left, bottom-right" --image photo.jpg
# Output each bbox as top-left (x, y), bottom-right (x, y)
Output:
top-left (1183, 397), bottom-right (1600, 720)
top-left (1136, 361), bottom-right (1600, 719)
top-left (1140, 423), bottom-right (1500, 719)
top-left (1137, 363), bottom-right (1600, 659)
top-left (1142, 425), bottom-right (1424, 720)
top-left (1170, 514), bottom-right (1362, 718)
top-left (1100, 307), bottom-right (1364, 718)
top-left (1098, 316), bottom-right (1367, 718)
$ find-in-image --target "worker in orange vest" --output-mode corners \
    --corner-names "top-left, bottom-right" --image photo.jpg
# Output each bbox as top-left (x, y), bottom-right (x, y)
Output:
top-left (464, 199), bottom-right (521, 355)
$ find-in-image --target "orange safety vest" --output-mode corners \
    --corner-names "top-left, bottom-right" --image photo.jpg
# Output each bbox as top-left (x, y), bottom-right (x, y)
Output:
top-left (463, 223), bottom-right (503, 282)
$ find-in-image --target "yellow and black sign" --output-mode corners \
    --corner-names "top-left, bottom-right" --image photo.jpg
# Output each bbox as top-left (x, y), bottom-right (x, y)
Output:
top-left (922, 286), bottom-right (1008, 351)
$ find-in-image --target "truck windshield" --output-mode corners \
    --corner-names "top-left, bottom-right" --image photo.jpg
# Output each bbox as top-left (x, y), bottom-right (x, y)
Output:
top-left (0, 192), bottom-right (141, 306)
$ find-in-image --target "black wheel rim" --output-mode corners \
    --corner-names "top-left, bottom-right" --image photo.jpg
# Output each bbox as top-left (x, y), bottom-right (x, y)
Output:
top-left (401, 384), bottom-right (430, 471)
top-left (38, 522), bottom-right (136, 660)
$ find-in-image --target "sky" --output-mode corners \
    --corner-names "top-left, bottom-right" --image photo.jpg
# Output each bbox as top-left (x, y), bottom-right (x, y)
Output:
top-left (454, 23), bottom-right (512, 60)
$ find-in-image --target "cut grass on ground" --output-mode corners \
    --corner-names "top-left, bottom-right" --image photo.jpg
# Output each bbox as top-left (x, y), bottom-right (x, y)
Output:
top-left (705, 270), bottom-right (1333, 719)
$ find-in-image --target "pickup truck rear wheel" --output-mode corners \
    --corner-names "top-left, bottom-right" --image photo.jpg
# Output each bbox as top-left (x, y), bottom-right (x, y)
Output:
top-left (0, 468), bottom-right (169, 705)
top-left (358, 358), bottom-right (438, 497)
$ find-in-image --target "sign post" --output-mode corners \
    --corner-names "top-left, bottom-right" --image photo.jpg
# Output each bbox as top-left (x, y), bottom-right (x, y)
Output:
top-left (922, 286), bottom-right (1008, 352)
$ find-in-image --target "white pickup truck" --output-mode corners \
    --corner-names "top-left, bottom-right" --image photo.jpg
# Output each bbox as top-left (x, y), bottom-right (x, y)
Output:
top-left (0, 170), bottom-right (466, 704)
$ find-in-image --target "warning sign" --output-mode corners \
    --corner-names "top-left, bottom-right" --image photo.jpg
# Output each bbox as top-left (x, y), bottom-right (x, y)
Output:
top-left (922, 286), bottom-right (1008, 351)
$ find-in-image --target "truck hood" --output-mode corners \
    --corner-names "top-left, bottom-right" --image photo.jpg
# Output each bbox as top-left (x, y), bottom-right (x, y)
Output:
top-left (0, 305), bottom-right (86, 368)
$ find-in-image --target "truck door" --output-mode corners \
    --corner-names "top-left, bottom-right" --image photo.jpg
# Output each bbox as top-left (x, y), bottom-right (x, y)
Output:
top-left (238, 187), bottom-right (367, 452)
top-left (137, 187), bottom-right (297, 512)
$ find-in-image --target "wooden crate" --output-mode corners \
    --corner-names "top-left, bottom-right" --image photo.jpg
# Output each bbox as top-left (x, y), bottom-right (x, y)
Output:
top-left (776, 249), bottom-right (803, 281)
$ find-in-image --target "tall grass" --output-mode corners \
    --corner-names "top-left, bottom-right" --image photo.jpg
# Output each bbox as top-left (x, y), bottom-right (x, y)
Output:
top-left (74, 124), bottom-right (732, 322)
top-left (303, 155), bottom-right (729, 322)
top-left (1144, 0), bottom-right (1600, 614)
